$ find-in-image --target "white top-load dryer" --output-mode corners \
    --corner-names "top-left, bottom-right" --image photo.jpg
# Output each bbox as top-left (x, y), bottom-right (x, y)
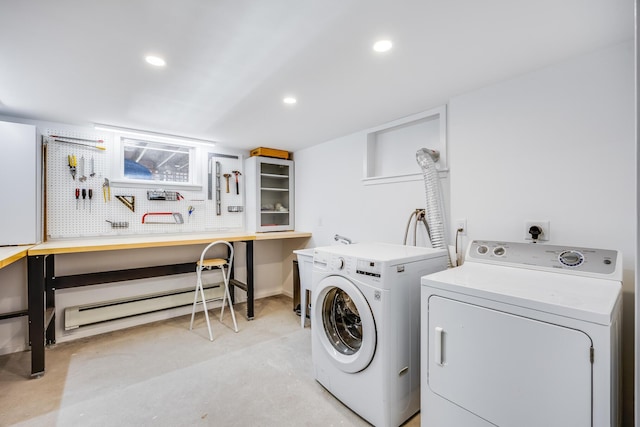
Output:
top-left (312, 242), bottom-right (449, 427)
top-left (421, 240), bottom-right (622, 427)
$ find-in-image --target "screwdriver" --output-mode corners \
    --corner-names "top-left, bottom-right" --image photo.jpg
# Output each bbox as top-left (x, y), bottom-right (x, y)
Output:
top-left (82, 189), bottom-right (87, 210)
top-left (75, 188), bottom-right (80, 210)
top-left (88, 188), bottom-right (93, 212)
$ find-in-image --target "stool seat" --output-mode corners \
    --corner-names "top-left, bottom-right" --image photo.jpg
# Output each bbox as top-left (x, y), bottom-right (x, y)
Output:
top-left (198, 258), bottom-right (227, 268)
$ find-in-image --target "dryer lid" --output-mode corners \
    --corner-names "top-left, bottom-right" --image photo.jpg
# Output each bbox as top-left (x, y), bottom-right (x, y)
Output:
top-left (421, 262), bottom-right (621, 325)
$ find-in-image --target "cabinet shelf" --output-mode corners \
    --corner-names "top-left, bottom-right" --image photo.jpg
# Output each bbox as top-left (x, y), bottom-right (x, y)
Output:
top-left (261, 187), bottom-right (289, 192)
top-left (261, 210), bottom-right (289, 214)
top-left (261, 173), bottom-right (288, 179)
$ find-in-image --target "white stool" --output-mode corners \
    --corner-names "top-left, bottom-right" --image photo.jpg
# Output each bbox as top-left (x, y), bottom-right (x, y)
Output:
top-left (189, 241), bottom-right (238, 341)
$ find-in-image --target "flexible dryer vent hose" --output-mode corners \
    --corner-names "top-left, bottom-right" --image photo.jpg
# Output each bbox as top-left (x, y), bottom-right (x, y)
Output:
top-left (416, 148), bottom-right (452, 267)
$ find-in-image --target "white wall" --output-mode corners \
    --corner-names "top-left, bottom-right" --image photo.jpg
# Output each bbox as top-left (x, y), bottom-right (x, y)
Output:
top-left (295, 131), bottom-right (447, 249)
top-left (295, 40), bottom-right (636, 423)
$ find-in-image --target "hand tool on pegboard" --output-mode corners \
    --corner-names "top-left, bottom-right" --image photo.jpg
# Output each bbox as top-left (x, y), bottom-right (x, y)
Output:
top-left (50, 135), bottom-right (104, 143)
top-left (54, 139), bottom-right (106, 151)
top-left (232, 170), bottom-right (242, 195)
top-left (147, 190), bottom-right (183, 201)
top-left (51, 135), bottom-right (106, 151)
top-left (215, 161), bottom-right (221, 216)
top-left (90, 156), bottom-right (95, 177)
top-left (141, 212), bottom-right (184, 224)
top-left (82, 188), bottom-right (87, 209)
top-left (224, 173), bottom-right (231, 193)
top-left (115, 195), bottom-right (135, 212)
top-left (106, 220), bottom-right (128, 228)
top-left (79, 156), bottom-right (87, 182)
top-left (102, 178), bottom-right (111, 201)
top-left (68, 155), bottom-right (77, 180)
top-left (207, 158), bottom-right (213, 200)
top-left (88, 189), bottom-right (93, 212)
top-left (75, 188), bottom-right (80, 210)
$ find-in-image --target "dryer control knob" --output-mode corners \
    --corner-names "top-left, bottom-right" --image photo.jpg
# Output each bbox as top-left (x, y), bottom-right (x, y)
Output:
top-left (333, 257), bottom-right (345, 270)
top-left (559, 250), bottom-right (584, 267)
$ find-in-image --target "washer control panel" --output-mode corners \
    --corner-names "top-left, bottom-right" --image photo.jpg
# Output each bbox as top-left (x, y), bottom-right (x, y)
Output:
top-left (467, 240), bottom-right (619, 278)
top-left (356, 259), bottom-right (382, 278)
top-left (313, 251), bottom-right (384, 280)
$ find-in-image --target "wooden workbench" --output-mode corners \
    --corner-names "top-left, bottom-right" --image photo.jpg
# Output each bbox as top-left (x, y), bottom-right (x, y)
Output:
top-left (0, 245), bottom-right (32, 269)
top-left (0, 245), bottom-right (33, 322)
top-left (26, 231), bottom-right (311, 377)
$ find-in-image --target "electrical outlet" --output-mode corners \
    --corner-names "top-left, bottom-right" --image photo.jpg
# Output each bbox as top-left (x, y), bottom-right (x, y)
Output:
top-left (455, 218), bottom-right (467, 235)
top-left (525, 220), bottom-right (550, 241)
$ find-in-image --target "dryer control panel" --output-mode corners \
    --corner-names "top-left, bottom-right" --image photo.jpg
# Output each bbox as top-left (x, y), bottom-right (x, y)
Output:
top-left (466, 240), bottom-right (621, 280)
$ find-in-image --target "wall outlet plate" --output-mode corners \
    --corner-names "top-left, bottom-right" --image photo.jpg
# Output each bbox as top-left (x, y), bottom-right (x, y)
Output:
top-left (455, 218), bottom-right (467, 235)
top-left (525, 220), bottom-right (550, 241)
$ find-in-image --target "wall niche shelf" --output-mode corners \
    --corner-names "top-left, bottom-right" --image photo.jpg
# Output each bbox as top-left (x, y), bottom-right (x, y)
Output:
top-left (363, 105), bottom-right (448, 186)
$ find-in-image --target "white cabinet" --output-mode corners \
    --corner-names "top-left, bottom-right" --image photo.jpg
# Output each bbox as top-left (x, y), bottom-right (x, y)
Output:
top-left (245, 156), bottom-right (294, 232)
top-left (0, 121), bottom-right (41, 245)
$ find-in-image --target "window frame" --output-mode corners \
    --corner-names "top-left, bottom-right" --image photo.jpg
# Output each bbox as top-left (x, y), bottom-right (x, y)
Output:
top-left (110, 133), bottom-right (203, 190)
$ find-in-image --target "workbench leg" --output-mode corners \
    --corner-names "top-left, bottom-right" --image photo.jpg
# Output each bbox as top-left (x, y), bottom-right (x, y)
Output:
top-left (27, 255), bottom-right (45, 378)
top-left (45, 255), bottom-right (56, 345)
top-left (228, 244), bottom-right (235, 303)
top-left (246, 240), bottom-right (254, 320)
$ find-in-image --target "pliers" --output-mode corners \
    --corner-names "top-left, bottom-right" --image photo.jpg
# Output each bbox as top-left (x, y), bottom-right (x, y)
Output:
top-left (102, 178), bottom-right (111, 202)
top-left (68, 154), bottom-right (77, 180)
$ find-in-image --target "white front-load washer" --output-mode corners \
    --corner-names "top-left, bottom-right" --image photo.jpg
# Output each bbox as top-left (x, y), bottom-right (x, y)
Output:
top-left (421, 240), bottom-right (622, 427)
top-left (311, 242), bottom-right (449, 427)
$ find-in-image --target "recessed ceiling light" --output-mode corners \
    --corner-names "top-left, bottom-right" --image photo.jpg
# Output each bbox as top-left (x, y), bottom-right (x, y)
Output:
top-left (283, 97), bottom-right (297, 105)
top-left (145, 55), bottom-right (166, 67)
top-left (373, 40), bottom-right (393, 53)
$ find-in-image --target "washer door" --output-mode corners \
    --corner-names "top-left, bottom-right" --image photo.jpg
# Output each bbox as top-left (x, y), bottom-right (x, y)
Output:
top-left (313, 275), bottom-right (376, 373)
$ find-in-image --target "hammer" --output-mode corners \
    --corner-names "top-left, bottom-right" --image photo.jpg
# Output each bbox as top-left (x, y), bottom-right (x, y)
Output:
top-left (223, 173), bottom-right (231, 193)
top-left (232, 170), bottom-right (242, 195)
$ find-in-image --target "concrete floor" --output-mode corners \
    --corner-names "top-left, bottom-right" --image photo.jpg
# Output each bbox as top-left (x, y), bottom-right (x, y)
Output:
top-left (0, 295), bottom-right (420, 426)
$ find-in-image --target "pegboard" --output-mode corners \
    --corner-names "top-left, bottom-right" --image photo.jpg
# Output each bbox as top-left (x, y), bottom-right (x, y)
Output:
top-left (45, 129), bottom-right (245, 239)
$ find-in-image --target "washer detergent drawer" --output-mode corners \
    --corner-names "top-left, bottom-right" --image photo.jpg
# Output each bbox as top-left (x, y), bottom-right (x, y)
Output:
top-left (427, 296), bottom-right (592, 427)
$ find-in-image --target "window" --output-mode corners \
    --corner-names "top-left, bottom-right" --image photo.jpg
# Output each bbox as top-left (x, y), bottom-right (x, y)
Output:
top-left (113, 135), bottom-right (200, 188)
top-left (122, 138), bottom-right (191, 182)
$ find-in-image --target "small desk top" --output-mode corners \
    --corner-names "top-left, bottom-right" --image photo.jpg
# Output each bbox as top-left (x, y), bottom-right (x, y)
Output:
top-left (0, 245), bottom-right (33, 269)
top-left (28, 231), bottom-right (312, 256)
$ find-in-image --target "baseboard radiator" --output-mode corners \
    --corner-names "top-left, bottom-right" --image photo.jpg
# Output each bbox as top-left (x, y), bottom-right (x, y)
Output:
top-left (64, 284), bottom-right (224, 330)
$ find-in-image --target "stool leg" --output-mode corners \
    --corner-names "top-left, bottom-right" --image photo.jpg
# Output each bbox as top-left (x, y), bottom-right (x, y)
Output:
top-left (219, 267), bottom-right (226, 320)
top-left (189, 267), bottom-right (202, 330)
top-left (201, 281), bottom-right (214, 341)
top-left (220, 266), bottom-right (238, 332)
top-left (191, 267), bottom-right (214, 341)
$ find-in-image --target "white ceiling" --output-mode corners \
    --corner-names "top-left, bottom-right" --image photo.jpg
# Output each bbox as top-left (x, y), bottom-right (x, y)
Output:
top-left (0, 1), bottom-right (633, 152)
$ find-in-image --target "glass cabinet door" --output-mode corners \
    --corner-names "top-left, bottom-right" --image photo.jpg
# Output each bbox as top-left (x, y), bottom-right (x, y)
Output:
top-left (259, 162), bottom-right (291, 228)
